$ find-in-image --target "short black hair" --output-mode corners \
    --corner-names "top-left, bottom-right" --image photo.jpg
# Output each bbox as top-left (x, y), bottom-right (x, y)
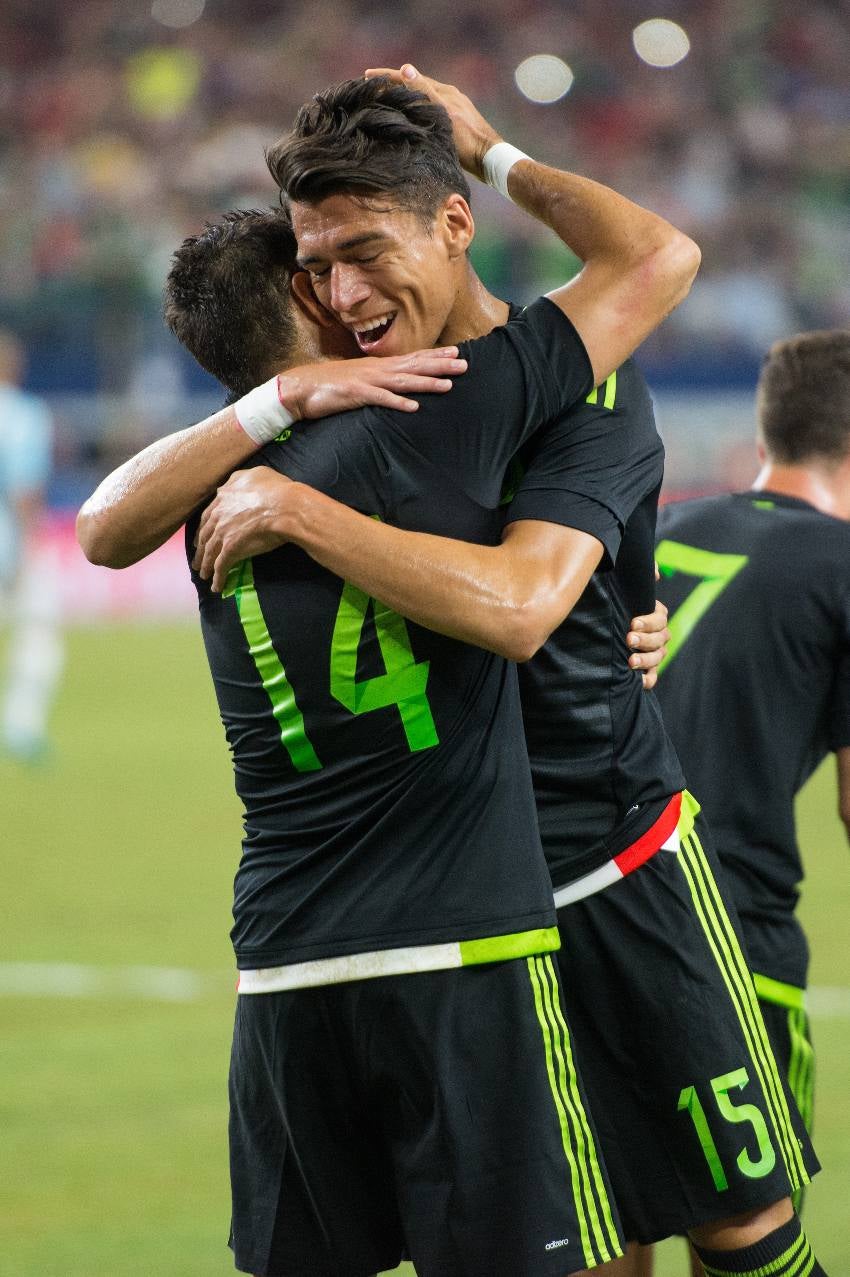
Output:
top-left (266, 76), bottom-right (471, 221)
top-left (757, 330), bottom-right (850, 466)
top-left (164, 209), bottom-right (298, 398)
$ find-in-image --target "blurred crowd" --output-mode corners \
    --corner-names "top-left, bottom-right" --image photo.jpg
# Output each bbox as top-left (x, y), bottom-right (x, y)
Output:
top-left (0, 0), bottom-right (848, 485)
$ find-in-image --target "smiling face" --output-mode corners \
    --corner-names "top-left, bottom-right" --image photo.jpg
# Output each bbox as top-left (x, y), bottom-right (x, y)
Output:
top-left (291, 192), bottom-right (472, 358)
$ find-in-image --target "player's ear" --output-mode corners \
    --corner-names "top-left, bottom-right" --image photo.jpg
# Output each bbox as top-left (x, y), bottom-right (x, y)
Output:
top-left (439, 194), bottom-right (475, 260)
top-left (290, 271), bottom-right (337, 329)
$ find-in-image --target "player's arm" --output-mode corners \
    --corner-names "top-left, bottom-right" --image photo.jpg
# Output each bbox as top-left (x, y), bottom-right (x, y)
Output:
top-left (837, 749), bottom-right (850, 845)
top-left (75, 349), bottom-right (466, 567)
top-left (366, 65), bottom-right (701, 384)
top-left (193, 468), bottom-right (667, 672)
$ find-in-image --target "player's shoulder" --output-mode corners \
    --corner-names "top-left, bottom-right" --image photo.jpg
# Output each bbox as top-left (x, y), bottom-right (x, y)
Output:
top-left (658, 492), bottom-right (733, 532)
top-left (257, 406), bottom-right (386, 489)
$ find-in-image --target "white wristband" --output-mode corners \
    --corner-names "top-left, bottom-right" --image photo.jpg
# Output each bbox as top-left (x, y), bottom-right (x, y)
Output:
top-left (232, 376), bottom-right (296, 446)
top-left (482, 141), bottom-right (531, 200)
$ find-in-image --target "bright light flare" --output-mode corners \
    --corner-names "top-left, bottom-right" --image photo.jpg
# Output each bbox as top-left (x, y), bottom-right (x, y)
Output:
top-left (151, 0), bottom-right (205, 29)
top-left (632, 19), bottom-right (691, 68)
top-left (514, 55), bottom-right (575, 104)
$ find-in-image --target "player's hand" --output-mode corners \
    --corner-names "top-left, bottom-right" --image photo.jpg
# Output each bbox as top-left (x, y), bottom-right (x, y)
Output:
top-left (193, 468), bottom-right (295, 593)
top-left (279, 347), bottom-right (467, 419)
top-left (364, 64), bottom-right (501, 181)
top-left (627, 599), bottom-right (669, 690)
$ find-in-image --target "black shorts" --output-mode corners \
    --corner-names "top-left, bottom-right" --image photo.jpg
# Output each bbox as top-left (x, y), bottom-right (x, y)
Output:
top-left (228, 954), bottom-right (625, 1277)
top-left (553, 813), bottom-right (819, 1245)
top-left (753, 973), bottom-right (815, 1213)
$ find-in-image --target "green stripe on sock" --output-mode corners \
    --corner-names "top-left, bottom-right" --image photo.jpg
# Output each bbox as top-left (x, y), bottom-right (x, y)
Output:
top-left (701, 1228), bottom-right (808, 1276)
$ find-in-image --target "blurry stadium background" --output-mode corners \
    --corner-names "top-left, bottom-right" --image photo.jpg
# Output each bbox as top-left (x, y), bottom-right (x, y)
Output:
top-left (1, 0), bottom-right (848, 1272)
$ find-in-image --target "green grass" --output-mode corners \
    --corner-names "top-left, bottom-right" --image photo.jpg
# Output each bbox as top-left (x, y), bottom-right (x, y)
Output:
top-left (2, 623), bottom-right (848, 1276)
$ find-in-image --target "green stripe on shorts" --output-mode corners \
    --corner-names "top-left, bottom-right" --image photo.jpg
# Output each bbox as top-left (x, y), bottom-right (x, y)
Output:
top-left (678, 834), bottom-right (809, 1194)
top-left (526, 954), bottom-right (623, 1267)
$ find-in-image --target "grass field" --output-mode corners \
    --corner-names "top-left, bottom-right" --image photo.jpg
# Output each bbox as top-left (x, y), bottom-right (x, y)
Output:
top-left (2, 622), bottom-right (848, 1276)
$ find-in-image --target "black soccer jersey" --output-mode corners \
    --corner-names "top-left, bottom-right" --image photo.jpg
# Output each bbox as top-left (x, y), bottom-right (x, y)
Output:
top-left (506, 358), bottom-right (686, 891)
top-left (655, 490), bottom-right (850, 985)
top-left (188, 299), bottom-right (594, 976)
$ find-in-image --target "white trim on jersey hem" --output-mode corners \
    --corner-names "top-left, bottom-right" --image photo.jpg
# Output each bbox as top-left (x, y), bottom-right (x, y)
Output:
top-left (238, 941), bottom-right (465, 993)
top-left (552, 825), bottom-right (680, 910)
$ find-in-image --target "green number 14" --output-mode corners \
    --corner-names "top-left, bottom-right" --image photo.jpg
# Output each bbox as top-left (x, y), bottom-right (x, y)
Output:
top-left (224, 559), bottom-right (439, 772)
top-left (678, 1067), bottom-right (776, 1192)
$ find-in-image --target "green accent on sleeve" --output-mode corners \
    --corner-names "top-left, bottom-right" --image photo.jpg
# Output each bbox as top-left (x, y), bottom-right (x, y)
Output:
top-left (459, 926), bottom-right (560, 966)
top-left (752, 973), bottom-right (806, 1011)
top-left (223, 559), bottom-right (322, 772)
top-left (585, 370), bottom-right (618, 410)
top-left (330, 582), bottom-right (439, 752)
top-left (655, 541), bottom-right (749, 673)
top-left (752, 499), bottom-right (775, 510)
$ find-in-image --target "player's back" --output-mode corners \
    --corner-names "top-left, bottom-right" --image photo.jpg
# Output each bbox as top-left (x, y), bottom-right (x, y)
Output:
top-left (656, 491), bottom-right (850, 977)
top-left (189, 298), bottom-right (594, 979)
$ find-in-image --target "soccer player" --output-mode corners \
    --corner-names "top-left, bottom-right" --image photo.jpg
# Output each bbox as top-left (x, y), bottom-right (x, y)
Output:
top-left (82, 67), bottom-right (821, 1277)
top-left (649, 330), bottom-right (850, 1258)
top-left (0, 329), bottom-right (63, 761)
top-left (193, 69), bottom-right (824, 1276)
top-left (79, 74), bottom-right (702, 1277)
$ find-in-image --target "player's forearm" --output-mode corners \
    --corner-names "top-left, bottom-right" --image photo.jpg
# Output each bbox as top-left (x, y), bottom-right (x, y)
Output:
top-left (283, 486), bottom-right (593, 661)
top-left (77, 407), bottom-right (257, 567)
top-left (508, 160), bottom-right (700, 370)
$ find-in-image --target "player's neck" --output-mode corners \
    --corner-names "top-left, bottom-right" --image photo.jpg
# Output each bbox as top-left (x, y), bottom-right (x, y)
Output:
top-left (752, 462), bottom-right (850, 520)
top-left (437, 264), bottom-right (510, 345)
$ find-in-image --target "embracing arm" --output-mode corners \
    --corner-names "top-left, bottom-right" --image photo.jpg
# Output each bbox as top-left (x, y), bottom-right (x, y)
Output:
top-left (76, 348), bottom-right (466, 568)
top-left (193, 469), bottom-right (668, 675)
top-left (367, 65), bottom-right (700, 385)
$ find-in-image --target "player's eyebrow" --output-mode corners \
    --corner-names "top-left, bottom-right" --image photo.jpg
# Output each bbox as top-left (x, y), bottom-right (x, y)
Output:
top-left (297, 232), bottom-right (388, 269)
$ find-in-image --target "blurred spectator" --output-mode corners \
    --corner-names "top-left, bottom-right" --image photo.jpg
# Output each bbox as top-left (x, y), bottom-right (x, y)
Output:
top-left (0, 330), bottom-right (63, 760)
top-left (0, 0), bottom-right (847, 492)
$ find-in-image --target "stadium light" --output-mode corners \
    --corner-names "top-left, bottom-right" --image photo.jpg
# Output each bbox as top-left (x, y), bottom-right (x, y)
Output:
top-left (151, 0), bottom-right (206, 29)
top-left (632, 18), bottom-right (690, 68)
top-left (514, 55), bottom-right (574, 104)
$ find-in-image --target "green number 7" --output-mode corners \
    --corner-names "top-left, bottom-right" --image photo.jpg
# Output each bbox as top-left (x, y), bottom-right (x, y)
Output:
top-left (655, 540), bottom-right (748, 674)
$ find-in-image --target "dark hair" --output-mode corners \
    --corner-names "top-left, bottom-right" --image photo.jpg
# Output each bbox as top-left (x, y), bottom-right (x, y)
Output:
top-left (164, 209), bottom-right (298, 398)
top-left (757, 330), bottom-right (850, 466)
top-left (266, 77), bottom-right (471, 221)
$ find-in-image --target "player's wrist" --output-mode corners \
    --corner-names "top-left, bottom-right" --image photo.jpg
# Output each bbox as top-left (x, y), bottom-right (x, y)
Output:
top-left (481, 141), bottom-right (533, 200)
top-left (233, 376), bottom-right (298, 446)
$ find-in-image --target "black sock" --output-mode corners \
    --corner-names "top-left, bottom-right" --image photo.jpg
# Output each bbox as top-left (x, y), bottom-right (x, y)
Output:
top-left (693, 1216), bottom-right (826, 1276)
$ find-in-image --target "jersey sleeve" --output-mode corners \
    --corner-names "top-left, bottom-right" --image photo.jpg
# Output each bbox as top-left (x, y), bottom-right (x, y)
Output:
top-left (828, 593), bottom-right (850, 750)
top-left (504, 359), bottom-right (663, 570)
